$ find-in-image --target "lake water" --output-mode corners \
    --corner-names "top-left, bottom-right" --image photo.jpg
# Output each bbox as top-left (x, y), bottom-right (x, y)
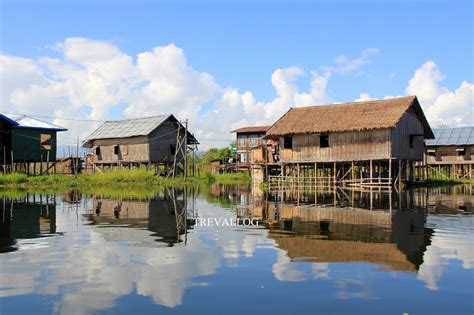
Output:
top-left (0, 184), bottom-right (473, 315)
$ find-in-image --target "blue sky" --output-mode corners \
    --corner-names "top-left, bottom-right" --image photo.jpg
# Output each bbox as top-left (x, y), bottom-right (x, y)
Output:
top-left (0, 0), bottom-right (472, 147)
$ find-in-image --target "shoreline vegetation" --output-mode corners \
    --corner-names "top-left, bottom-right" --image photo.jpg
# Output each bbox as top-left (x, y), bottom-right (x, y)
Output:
top-left (0, 169), bottom-right (471, 190)
top-left (0, 169), bottom-right (251, 190)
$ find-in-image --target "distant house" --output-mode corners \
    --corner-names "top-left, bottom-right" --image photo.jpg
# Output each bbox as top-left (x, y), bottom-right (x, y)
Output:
top-left (5, 115), bottom-right (67, 163)
top-left (425, 127), bottom-right (473, 179)
top-left (231, 125), bottom-right (271, 170)
top-left (261, 96), bottom-right (434, 186)
top-left (82, 115), bottom-right (198, 170)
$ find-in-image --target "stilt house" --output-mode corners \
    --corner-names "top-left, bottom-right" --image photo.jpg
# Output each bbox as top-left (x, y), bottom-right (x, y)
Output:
top-left (4, 114), bottom-right (67, 163)
top-left (82, 115), bottom-right (198, 170)
top-left (260, 96), bottom-right (434, 186)
top-left (231, 126), bottom-right (271, 170)
top-left (425, 127), bottom-right (473, 179)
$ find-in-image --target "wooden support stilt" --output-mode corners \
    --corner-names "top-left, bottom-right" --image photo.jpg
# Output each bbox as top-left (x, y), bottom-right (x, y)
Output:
top-left (369, 160), bottom-right (373, 184)
top-left (389, 159), bottom-right (392, 186)
top-left (351, 161), bottom-right (355, 183)
top-left (398, 159), bottom-right (402, 189)
top-left (46, 151), bottom-right (50, 175)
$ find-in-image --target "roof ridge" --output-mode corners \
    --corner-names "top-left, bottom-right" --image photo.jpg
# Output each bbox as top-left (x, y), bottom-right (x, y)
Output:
top-left (105, 114), bottom-right (171, 123)
top-left (289, 95), bottom-right (417, 111)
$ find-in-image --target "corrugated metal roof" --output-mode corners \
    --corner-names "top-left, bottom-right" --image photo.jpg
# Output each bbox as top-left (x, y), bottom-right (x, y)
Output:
top-left (7, 114), bottom-right (67, 131)
top-left (425, 127), bottom-right (474, 146)
top-left (231, 125), bottom-right (271, 133)
top-left (84, 115), bottom-right (171, 142)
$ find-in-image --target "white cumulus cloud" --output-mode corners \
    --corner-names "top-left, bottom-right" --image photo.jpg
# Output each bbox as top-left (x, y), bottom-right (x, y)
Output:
top-left (1, 39), bottom-right (472, 150)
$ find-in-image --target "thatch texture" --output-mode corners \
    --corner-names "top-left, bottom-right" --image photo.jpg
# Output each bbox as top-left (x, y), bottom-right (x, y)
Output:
top-left (266, 96), bottom-right (434, 138)
top-left (270, 234), bottom-right (417, 272)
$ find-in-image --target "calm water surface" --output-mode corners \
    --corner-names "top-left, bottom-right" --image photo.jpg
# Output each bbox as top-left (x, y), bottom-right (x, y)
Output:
top-left (0, 185), bottom-right (473, 315)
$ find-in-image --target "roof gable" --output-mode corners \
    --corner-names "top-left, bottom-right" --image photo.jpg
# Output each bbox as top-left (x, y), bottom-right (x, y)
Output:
top-left (266, 96), bottom-right (434, 139)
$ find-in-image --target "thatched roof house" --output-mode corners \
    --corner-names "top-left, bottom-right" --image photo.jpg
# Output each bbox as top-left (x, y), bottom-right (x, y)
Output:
top-left (267, 96), bottom-right (433, 137)
top-left (266, 96), bottom-right (434, 163)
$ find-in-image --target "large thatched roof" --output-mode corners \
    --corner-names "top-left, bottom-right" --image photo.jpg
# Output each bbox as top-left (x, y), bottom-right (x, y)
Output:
top-left (266, 96), bottom-right (434, 139)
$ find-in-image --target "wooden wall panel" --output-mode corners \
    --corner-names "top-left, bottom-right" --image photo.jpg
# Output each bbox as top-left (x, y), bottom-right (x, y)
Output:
top-left (279, 129), bottom-right (391, 162)
top-left (426, 145), bottom-right (474, 165)
top-left (391, 109), bottom-right (425, 160)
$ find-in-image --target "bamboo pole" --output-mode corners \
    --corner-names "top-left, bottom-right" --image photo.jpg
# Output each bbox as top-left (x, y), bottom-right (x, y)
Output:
top-left (369, 160), bottom-right (373, 185)
top-left (389, 159), bottom-right (392, 186)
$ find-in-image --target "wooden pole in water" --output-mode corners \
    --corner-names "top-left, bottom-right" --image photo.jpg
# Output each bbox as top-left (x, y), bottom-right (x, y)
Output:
top-left (389, 158), bottom-right (392, 186)
top-left (333, 162), bottom-right (336, 184)
top-left (76, 135), bottom-right (80, 175)
top-left (351, 161), bottom-right (355, 183)
top-left (314, 162), bottom-right (317, 186)
top-left (369, 160), bottom-right (373, 185)
top-left (398, 159), bottom-right (402, 189)
top-left (184, 119), bottom-right (188, 181)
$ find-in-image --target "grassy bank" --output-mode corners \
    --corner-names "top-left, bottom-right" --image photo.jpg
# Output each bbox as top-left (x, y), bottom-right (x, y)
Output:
top-left (0, 169), bottom-right (250, 190)
top-left (427, 178), bottom-right (474, 186)
top-left (212, 172), bottom-right (250, 184)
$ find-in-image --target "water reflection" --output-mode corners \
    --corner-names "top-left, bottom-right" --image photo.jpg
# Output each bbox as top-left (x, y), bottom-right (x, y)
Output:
top-left (0, 184), bottom-right (472, 314)
top-left (87, 188), bottom-right (196, 246)
top-left (0, 194), bottom-right (57, 253)
top-left (248, 188), bottom-right (431, 270)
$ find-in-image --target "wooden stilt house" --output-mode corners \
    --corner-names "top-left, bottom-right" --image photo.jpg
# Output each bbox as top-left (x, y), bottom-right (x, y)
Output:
top-left (259, 96), bottom-right (434, 187)
top-left (82, 115), bottom-right (198, 174)
top-left (424, 127), bottom-right (473, 179)
top-left (1, 114), bottom-right (67, 173)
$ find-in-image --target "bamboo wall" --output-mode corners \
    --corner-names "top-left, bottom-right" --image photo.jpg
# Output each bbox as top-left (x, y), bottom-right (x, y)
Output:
top-left (90, 135), bottom-right (150, 163)
top-left (279, 129), bottom-right (391, 162)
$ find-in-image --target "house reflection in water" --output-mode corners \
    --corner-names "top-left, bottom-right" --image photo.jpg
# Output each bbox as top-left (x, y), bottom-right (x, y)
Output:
top-left (0, 195), bottom-right (57, 253)
top-left (241, 188), bottom-right (434, 272)
top-left (86, 188), bottom-right (196, 246)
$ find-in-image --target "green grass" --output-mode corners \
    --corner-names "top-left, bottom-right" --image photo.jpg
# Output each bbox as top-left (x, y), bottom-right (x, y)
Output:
top-left (0, 169), bottom-right (249, 190)
top-left (213, 172), bottom-right (250, 184)
top-left (427, 178), bottom-right (474, 186)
